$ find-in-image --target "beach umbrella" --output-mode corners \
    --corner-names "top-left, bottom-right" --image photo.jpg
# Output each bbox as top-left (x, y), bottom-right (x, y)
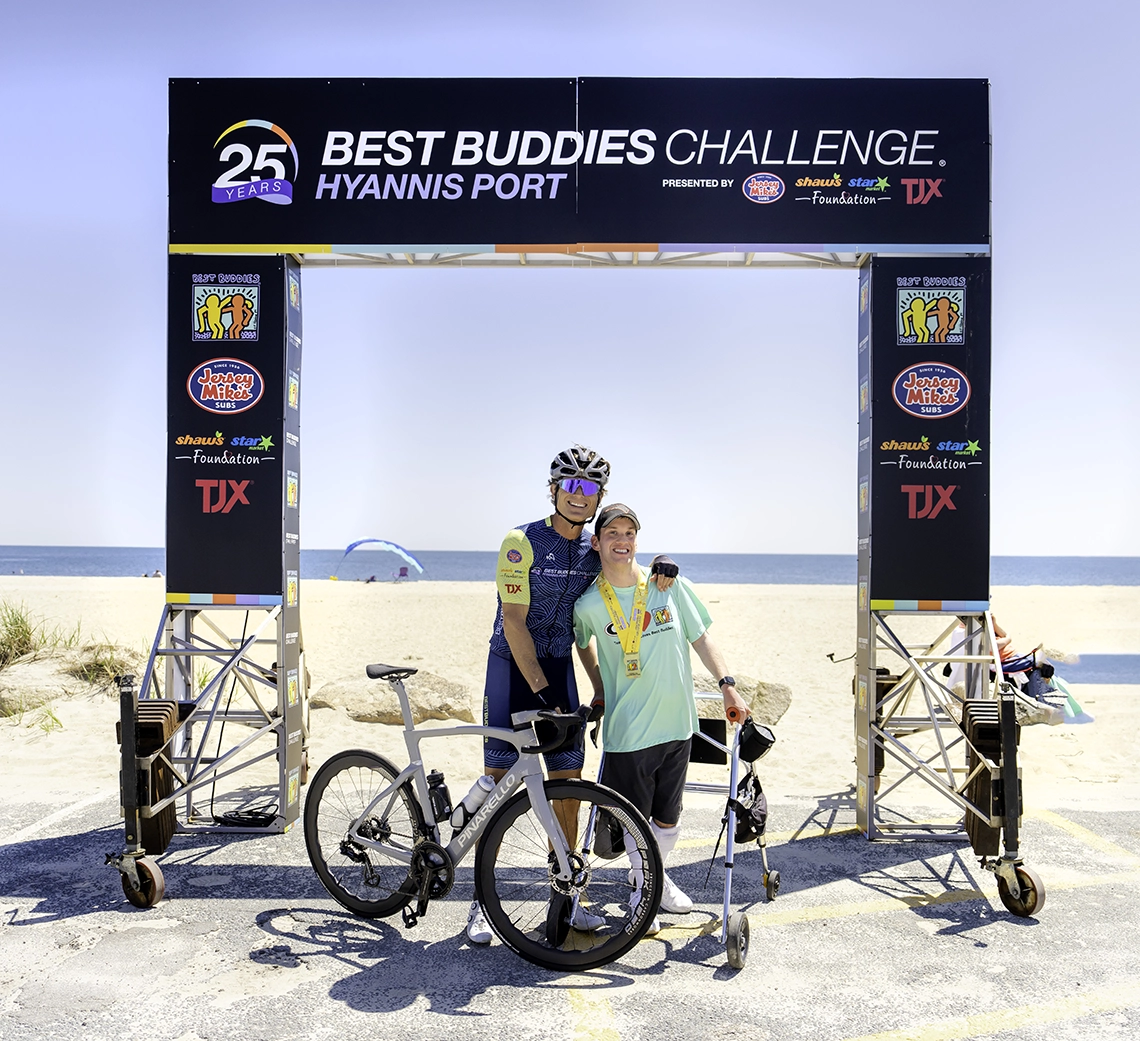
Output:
top-left (331, 539), bottom-right (424, 579)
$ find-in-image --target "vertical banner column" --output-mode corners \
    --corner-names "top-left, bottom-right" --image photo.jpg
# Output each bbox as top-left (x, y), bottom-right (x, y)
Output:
top-left (167, 254), bottom-right (289, 599)
top-left (855, 255), bottom-right (992, 836)
top-left (166, 254), bottom-right (304, 827)
top-left (868, 257), bottom-right (991, 609)
top-left (855, 267), bottom-right (874, 834)
top-left (281, 259), bottom-right (303, 826)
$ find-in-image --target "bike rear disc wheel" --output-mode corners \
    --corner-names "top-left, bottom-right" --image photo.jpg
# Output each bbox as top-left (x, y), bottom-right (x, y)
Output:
top-left (304, 749), bottom-right (424, 918)
top-left (475, 779), bottom-right (663, 971)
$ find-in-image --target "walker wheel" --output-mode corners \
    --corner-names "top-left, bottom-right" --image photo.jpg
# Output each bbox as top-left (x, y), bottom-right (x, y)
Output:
top-left (996, 864), bottom-right (1045, 918)
top-left (765, 870), bottom-right (781, 901)
top-left (726, 911), bottom-right (749, 969)
top-left (122, 857), bottom-right (165, 908)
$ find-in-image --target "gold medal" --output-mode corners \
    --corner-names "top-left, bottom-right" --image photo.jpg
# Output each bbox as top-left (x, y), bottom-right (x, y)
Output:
top-left (598, 570), bottom-right (648, 680)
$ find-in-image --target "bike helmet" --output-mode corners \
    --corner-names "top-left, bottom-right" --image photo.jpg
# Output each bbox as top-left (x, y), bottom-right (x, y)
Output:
top-left (549, 445), bottom-right (611, 488)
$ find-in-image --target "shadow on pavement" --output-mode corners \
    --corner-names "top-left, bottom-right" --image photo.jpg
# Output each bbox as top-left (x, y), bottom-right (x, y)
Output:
top-left (254, 905), bottom-right (667, 1013)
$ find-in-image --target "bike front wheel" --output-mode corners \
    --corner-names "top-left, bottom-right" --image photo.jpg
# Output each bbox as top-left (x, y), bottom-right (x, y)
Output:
top-left (304, 749), bottom-right (425, 918)
top-left (475, 779), bottom-right (663, 971)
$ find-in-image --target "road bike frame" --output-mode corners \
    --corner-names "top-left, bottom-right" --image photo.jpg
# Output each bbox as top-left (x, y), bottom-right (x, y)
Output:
top-left (342, 675), bottom-right (580, 880)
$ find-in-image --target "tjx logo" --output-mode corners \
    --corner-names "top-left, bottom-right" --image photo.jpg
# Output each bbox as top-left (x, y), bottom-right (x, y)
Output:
top-left (902, 484), bottom-right (957, 519)
top-left (901, 178), bottom-right (943, 205)
top-left (504, 583), bottom-right (522, 595)
top-left (197, 478), bottom-right (250, 513)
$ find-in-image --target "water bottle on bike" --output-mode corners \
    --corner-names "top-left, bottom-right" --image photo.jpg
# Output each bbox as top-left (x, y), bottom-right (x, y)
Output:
top-left (451, 775), bottom-right (495, 830)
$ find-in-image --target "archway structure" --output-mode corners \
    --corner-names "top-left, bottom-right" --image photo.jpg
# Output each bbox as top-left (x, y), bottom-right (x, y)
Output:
top-left (135, 78), bottom-right (997, 848)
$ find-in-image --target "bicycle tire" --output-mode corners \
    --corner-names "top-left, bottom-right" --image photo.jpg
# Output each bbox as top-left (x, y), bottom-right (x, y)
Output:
top-left (304, 749), bottom-right (426, 918)
top-left (475, 779), bottom-right (663, 971)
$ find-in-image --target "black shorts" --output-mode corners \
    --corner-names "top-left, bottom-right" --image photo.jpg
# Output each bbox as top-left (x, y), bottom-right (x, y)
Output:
top-left (482, 650), bottom-right (584, 772)
top-left (601, 738), bottom-right (691, 825)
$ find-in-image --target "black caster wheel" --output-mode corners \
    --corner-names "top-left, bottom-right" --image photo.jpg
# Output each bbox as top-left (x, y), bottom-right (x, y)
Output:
top-left (997, 864), bottom-right (1045, 918)
top-left (726, 911), bottom-right (749, 969)
top-left (765, 870), bottom-right (781, 901)
top-left (122, 857), bottom-right (165, 908)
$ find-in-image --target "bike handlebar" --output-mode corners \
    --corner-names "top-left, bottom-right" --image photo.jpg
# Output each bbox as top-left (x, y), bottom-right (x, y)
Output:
top-left (512, 706), bottom-right (589, 756)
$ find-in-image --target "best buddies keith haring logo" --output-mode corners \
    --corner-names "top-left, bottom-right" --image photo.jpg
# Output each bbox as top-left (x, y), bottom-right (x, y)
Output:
top-left (211, 119), bottom-right (299, 205)
top-left (193, 283), bottom-right (259, 340)
top-left (897, 284), bottom-right (965, 345)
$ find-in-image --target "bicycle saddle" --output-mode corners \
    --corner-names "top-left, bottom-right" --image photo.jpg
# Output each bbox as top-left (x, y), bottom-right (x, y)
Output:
top-left (366, 663), bottom-right (419, 681)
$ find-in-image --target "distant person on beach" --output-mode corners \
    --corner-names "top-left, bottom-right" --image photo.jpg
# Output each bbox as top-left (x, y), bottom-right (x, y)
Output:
top-left (573, 503), bottom-right (749, 935)
top-left (466, 446), bottom-right (678, 946)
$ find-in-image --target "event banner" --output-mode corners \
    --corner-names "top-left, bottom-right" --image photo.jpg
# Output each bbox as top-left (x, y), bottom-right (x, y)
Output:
top-left (168, 78), bottom-right (989, 250)
top-left (166, 254), bottom-right (294, 599)
top-left (854, 256), bottom-right (990, 832)
top-left (865, 256), bottom-right (991, 606)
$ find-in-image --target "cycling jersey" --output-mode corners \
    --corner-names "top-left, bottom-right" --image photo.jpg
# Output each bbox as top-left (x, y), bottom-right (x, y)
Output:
top-left (489, 517), bottom-right (600, 659)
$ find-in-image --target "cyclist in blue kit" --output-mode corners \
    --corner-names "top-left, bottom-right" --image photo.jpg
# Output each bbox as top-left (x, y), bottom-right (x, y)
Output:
top-left (466, 445), bottom-right (677, 945)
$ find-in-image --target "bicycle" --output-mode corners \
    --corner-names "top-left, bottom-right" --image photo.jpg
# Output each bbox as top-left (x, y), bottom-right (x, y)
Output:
top-left (303, 663), bottom-right (664, 970)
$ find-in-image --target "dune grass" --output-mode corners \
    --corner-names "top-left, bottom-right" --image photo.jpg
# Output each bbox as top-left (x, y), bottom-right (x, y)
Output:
top-left (0, 600), bottom-right (44, 669)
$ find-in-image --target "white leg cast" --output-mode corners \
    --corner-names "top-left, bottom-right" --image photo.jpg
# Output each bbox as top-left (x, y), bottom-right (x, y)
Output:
top-left (651, 821), bottom-right (680, 862)
top-left (652, 821), bottom-right (692, 914)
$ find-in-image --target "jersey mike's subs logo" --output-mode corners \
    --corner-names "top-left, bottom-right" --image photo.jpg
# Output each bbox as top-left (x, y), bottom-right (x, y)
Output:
top-left (741, 172), bottom-right (784, 204)
top-left (211, 119), bottom-right (299, 205)
top-left (891, 361), bottom-right (970, 419)
top-left (187, 358), bottom-right (265, 414)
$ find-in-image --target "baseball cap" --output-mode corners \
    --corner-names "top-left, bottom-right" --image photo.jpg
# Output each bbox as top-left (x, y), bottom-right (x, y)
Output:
top-left (595, 503), bottom-right (640, 533)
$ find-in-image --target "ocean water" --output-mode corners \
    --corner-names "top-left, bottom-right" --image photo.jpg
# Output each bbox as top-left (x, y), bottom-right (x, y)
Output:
top-left (2, 545), bottom-right (1139, 585)
top-left (1048, 655), bottom-right (1140, 684)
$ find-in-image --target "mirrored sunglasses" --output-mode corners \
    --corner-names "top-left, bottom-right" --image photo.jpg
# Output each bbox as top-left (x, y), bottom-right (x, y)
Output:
top-left (560, 478), bottom-right (601, 496)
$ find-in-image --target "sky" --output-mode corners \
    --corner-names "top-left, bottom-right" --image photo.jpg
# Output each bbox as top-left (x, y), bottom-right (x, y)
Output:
top-left (1, 1), bottom-right (1138, 556)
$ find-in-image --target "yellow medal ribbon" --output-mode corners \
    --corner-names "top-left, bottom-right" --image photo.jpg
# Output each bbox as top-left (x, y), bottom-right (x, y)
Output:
top-left (597, 569), bottom-right (649, 679)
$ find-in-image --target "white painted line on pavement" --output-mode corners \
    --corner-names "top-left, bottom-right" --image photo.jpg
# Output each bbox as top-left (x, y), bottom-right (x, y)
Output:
top-left (839, 977), bottom-right (1140, 1041)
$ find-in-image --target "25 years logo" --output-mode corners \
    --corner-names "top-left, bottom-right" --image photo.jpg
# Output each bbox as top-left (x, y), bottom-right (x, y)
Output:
top-left (211, 120), bottom-right (299, 206)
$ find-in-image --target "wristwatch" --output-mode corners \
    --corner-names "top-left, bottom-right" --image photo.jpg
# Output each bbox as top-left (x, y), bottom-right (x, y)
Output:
top-left (717, 676), bottom-right (736, 689)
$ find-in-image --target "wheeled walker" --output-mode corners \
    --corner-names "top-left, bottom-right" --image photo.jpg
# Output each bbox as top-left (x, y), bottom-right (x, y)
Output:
top-left (591, 694), bottom-right (780, 970)
top-left (686, 699), bottom-right (779, 969)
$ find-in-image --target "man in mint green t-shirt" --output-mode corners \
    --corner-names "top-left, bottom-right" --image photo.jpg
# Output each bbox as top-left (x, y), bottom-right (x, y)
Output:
top-left (573, 504), bottom-right (749, 933)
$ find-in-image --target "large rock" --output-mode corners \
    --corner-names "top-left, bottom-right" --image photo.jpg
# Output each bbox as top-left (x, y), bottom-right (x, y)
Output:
top-left (311, 670), bottom-right (475, 724)
top-left (692, 673), bottom-right (792, 727)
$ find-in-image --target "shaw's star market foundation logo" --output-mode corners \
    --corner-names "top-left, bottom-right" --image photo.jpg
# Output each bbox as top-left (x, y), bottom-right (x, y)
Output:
top-left (211, 119), bottom-right (299, 205)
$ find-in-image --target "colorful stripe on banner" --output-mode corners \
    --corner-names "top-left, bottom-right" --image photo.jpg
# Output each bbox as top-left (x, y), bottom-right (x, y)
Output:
top-left (870, 599), bottom-right (990, 612)
top-left (167, 593), bottom-right (282, 606)
top-left (169, 241), bottom-right (990, 257)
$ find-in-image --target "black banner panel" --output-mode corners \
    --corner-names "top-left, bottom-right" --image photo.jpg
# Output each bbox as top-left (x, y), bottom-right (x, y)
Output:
top-left (864, 256), bottom-right (991, 608)
top-left (168, 78), bottom-right (990, 253)
top-left (166, 254), bottom-right (297, 602)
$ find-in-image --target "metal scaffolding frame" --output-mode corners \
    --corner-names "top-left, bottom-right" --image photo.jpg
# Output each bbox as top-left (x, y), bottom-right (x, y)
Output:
top-left (130, 604), bottom-right (309, 836)
top-left (861, 609), bottom-right (1005, 839)
top-left (286, 248), bottom-right (871, 270)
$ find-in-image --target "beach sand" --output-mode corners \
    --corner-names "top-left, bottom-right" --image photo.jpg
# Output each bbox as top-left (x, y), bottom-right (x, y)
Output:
top-left (1, 575), bottom-right (1138, 819)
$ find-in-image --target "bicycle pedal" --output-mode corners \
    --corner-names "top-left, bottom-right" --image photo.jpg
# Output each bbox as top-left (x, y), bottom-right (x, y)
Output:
top-left (401, 904), bottom-right (419, 929)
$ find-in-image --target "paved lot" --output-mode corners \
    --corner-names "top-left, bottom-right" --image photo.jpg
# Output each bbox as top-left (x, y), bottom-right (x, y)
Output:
top-left (3, 785), bottom-right (1139, 1041)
